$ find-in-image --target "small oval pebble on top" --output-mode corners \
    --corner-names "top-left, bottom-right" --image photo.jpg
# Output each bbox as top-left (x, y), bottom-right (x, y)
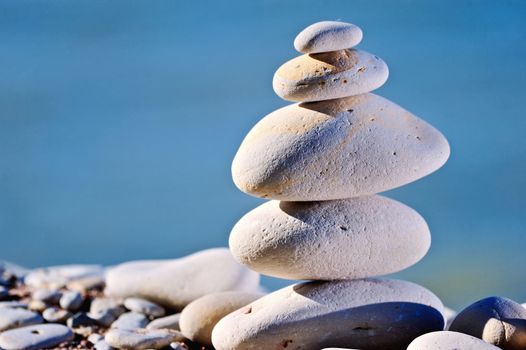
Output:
top-left (294, 20), bottom-right (363, 54)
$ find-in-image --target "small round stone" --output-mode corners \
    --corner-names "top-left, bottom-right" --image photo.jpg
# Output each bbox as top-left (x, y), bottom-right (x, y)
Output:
top-left (124, 297), bottom-right (165, 318)
top-left (105, 328), bottom-right (185, 350)
top-left (42, 307), bottom-right (71, 323)
top-left (294, 21), bottom-right (363, 54)
top-left (180, 291), bottom-right (263, 346)
top-left (449, 296), bottom-right (526, 350)
top-left (111, 312), bottom-right (149, 330)
top-left (407, 331), bottom-right (501, 349)
top-left (147, 313), bottom-right (181, 330)
top-left (0, 323), bottom-right (74, 350)
top-left (0, 307), bottom-right (43, 332)
top-left (59, 290), bottom-right (84, 311)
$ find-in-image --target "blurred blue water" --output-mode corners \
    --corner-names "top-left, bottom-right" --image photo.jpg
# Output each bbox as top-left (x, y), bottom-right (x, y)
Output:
top-left (0, 0), bottom-right (525, 309)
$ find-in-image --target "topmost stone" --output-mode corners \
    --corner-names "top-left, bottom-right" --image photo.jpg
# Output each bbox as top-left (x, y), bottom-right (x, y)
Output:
top-left (294, 21), bottom-right (363, 54)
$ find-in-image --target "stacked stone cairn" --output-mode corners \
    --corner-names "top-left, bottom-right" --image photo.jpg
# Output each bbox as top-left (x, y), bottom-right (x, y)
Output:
top-left (212, 21), bottom-right (452, 350)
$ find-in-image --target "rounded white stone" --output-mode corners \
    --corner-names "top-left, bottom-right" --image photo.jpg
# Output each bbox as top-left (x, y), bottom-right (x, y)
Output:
top-left (294, 21), bottom-right (363, 54)
top-left (211, 278), bottom-right (444, 350)
top-left (232, 93), bottom-right (450, 201)
top-left (180, 291), bottom-right (263, 346)
top-left (407, 331), bottom-right (501, 349)
top-left (0, 308), bottom-right (43, 332)
top-left (273, 49), bottom-right (388, 102)
top-left (230, 195), bottom-right (430, 280)
top-left (105, 248), bottom-right (260, 310)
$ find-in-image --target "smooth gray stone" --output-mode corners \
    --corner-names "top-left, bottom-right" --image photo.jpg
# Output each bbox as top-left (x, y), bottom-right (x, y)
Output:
top-left (407, 331), bottom-right (501, 349)
top-left (449, 296), bottom-right (526, 350)
top-left (59, 290), bottom-right (84, 311)
top-left (124, 297), bottom-right (165, 318)
top-left (0, 307), bottom-right (43, 331)
top-left (32, 289), bottom-right (62, 304)
top-left (42, 307), bottom-right (71, 323)
top-left (147, 313), bottom-right (181, 330)
top-left (0, 323), bottom-right (74, 350)
top-left (105, 328), bottom-right (185, 350)
top-left (111, 312), bottom-right (149, 330)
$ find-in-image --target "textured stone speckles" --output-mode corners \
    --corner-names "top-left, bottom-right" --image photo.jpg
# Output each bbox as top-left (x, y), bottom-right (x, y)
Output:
top-left (232, 93), bottom-right (450, 201)
top-left (273, 49), bottom-right (388, 102)
top-left (229, 196), bottom-right (430, 280)
top-left (294, 21), bottom-right (363, 54)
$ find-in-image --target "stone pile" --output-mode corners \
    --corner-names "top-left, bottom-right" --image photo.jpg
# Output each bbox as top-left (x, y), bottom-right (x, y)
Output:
top-left (212, 20), bottom-right (451, 350)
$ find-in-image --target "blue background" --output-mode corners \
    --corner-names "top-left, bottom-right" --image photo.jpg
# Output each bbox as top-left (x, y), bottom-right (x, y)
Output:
top-left (1, 0), bottom-right (525, 310)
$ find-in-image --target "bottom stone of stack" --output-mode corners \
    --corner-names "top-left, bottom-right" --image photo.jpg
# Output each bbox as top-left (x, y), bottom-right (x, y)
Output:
top-left (211, 278), bottom-right (445, 350)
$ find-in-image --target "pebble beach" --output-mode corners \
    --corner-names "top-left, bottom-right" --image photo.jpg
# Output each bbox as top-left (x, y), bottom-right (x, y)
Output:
top-left (1, 19), bottom-right (526, 350)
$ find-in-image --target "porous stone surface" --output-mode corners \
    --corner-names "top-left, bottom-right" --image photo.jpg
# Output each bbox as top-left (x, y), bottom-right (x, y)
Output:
top-left (211, 279), bottom-right (444, 350)
top-left (294, 21), bottom-right (363, 54)
top-left (232, 93), bottom-right (450, 201)
top-left (180, 291), bottom-right (263, 346)
top-left (449, 296), bottom-right (526, 350)
top-left (105, 248), bottom-right (260, 309)
top-left (229, 196), bottom-right (430, 280)
top-left (273, 50), bottom-right (388, 102)
top-left (407, 331), bottom-right (502, 350)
